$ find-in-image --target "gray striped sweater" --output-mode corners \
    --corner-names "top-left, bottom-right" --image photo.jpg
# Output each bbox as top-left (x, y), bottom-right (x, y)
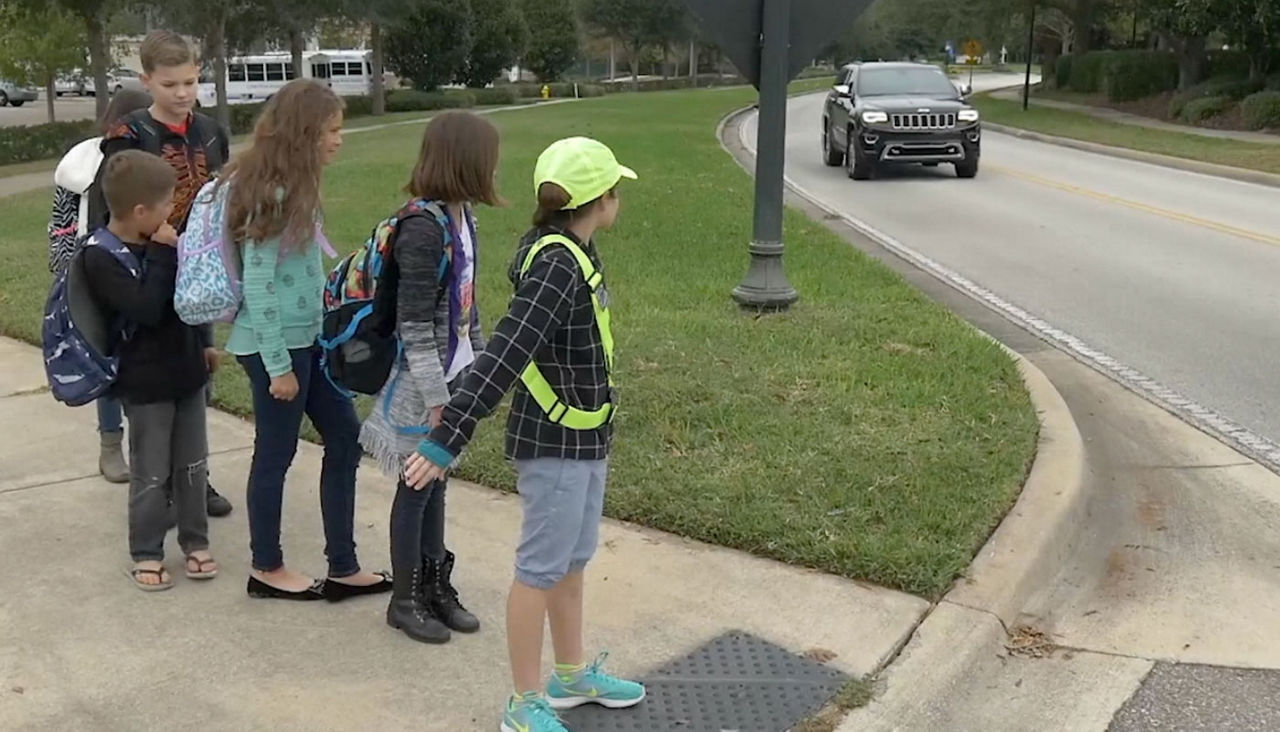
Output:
top-left (359, 209), bottom-right (485, 477)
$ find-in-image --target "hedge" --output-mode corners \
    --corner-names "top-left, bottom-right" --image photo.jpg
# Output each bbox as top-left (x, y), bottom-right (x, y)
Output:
top-left (1103, 51), bottom-right (1177, 101)
top-left (1205, 50), bottom-right (1251, 80)
top-left (1241, 91), bottom-right (1280, 130)
top-left (0, 119), bottom-right (98, 165)
top-left (1055, 54), bottom-right (1074, 89)
top-left (1179, 95), bottom-right (1234, 124)
top-left (1068, 50), bottom-right (1114, 93)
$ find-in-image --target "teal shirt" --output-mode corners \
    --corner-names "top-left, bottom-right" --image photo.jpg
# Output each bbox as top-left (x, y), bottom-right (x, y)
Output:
top-left (226, 235), bottom-right (325, 378)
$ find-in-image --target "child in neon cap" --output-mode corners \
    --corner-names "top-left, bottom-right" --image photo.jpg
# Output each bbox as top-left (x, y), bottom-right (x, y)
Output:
top-left (403, 136), bottom-right (644, 732)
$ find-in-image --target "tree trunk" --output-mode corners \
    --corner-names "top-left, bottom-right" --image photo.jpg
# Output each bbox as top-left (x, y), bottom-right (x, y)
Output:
top-left (208, 6), bottom-right (231, 132)
top-left (661, 45), bottom-right (670, 79)
top-left (1166, 33), bottom-right (1205, 90)
top-left (290, 28), bottom-right (305, 81)
top-left (45, 74), bottom-right (57, 123)
top-left (1042, 44), bottom-right (1061, 86)
top-left (628, 43), bottom-right (640, 91)
top-left (1071, 0), bottom-right (1094, 53)
top-left (609, 39), bottom-right (616, 81)
top-left (371, 24), bottom-right (385, 116)
top-left (1249, 49), bottom-right (1267, 82)
top-left (86, 11), bottom-right (110, 120)
top-left (689, 38), bottom-right (696, 87)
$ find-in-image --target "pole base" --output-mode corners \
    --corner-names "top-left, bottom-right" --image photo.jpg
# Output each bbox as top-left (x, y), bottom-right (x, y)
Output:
top-left (731, 245), bottom-right (799, 311)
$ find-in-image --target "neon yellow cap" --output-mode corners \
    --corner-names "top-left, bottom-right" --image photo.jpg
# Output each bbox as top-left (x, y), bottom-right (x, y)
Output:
top-left (533, 136), bottom-right (638, 210)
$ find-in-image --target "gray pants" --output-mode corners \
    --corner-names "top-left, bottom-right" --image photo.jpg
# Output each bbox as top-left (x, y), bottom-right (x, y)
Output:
top-left (123, 389), bottom-right (210, 562)
top-left (512, 458), bottom-right (608, 590)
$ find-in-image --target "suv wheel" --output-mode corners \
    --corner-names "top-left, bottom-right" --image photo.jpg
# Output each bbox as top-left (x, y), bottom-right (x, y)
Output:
top-left (821, 121), bottom-right (844, 167)
top-left (846, 137), bottom-right (875, 180)
top-left (0, 91), bottom-right (8, 107)
top-left (955, 158), bottom-right (979, 179)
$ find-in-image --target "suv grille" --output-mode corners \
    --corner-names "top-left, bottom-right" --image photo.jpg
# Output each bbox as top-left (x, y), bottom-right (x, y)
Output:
top-left (891, 112), bottom-right (956, 130)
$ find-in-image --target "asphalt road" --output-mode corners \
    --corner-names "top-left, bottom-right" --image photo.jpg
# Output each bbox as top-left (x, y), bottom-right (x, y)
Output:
top-left (746, 72), bottom-right (1280, 460)
top-left (0, 95), bottom-right (98, 127)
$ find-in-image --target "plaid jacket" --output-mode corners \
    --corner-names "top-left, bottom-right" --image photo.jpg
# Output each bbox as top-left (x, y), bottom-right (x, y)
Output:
top-left (427, 226), bottom-right (613, 461)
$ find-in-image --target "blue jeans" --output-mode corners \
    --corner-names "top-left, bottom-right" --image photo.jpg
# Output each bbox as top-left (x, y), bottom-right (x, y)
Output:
top-left (97, 395), bottom-right (123, 433)
top-left (238, 346), bottom-right (363, 577)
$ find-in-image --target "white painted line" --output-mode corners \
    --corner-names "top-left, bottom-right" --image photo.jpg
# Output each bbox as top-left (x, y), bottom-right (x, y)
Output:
top-left (738, 109), bottom-right (1280, 472)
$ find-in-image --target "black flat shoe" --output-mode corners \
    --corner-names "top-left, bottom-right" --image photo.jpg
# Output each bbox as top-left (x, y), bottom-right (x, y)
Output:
top-left (246, 576), bottom-right (324, 601)
top-left (323, 572), bottom-right (394, 603)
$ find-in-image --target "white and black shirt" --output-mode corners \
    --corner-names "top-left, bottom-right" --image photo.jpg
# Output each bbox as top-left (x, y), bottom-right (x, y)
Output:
top-left (427, 226), bottom-right (613, 461)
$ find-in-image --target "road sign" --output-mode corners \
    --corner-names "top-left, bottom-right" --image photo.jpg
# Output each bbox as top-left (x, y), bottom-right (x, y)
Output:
top-left (683, 0), bottom-right (874, 90)
top-left (963, 39), bottom-right (984, 63)
top-left (683, 0), bottom-right (873, 309)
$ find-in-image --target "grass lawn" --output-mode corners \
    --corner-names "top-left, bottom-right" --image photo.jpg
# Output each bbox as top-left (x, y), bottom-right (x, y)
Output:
top-left (0, 104), bottom-right (551, 180)
top-left (0, 85), bottom-right (1037, 598)
top-left (974, 92), bottom-right (1280, 175)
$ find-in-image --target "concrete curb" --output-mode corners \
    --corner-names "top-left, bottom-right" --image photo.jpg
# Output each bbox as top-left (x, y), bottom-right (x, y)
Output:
top-left (718, 103), bottom-right (1089, 630)
top-left (983, 121), bottom-right (1280, 190)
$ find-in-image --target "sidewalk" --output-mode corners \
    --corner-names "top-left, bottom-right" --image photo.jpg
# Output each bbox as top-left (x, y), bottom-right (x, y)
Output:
top-left (0, 337), bottom-right (928, 731)
top-left (990, 88), bottom-right (1280, 145)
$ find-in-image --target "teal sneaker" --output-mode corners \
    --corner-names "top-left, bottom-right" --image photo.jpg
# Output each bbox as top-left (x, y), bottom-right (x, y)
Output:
top-left (500, 694), bottom-right (567, 732)
top-left (546, 652), bottom-right (646, 710)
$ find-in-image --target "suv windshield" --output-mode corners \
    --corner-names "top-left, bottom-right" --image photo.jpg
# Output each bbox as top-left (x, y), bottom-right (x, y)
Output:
top-left (859, 67), bottom-right (957, 97)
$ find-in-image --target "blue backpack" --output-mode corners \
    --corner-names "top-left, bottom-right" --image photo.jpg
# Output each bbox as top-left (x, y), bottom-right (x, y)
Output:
top-left (41, 230), bottom-right (140, 407)
top-left (320, 199), bottom-right (451, 397)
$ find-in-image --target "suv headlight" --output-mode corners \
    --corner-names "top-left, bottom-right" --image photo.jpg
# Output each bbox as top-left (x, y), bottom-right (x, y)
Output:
top-left (862, 111), bottom-right (888, 124)
top-left (958, 109), bottom-right (980, 122)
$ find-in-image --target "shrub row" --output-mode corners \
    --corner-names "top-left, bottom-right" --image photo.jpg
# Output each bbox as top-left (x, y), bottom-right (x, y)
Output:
top-left (1056, 50), bottom-right (1178, 101)
top-left (1241, 91), bottom-right (1280, 130)
top-left (1169, 76), bottom-right (1265, 119)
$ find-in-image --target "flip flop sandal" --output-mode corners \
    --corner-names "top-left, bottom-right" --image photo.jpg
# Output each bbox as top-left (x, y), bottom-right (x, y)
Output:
top-left (185, 555), bottom-right (219, 580)
top-left (130, 567), bottom-right (174, 592)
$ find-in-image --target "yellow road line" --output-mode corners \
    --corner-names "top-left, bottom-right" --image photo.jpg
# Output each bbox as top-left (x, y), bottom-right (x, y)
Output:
top-left (989, 164), bottom-right (1280, 248)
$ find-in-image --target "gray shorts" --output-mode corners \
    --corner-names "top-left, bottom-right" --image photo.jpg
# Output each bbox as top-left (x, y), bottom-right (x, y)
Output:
top-left (513, 458), bottom-right (608, 589)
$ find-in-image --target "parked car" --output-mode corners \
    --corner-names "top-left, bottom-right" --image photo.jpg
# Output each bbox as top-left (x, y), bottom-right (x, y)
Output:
top-left (55, 70), bottom-right (90, 96)
top-left (0, 80), bottom-right (38, 107)
top-left (84, 68), bottom-right (146, 97)
top-left (821, 61), bottom-right (982, 180)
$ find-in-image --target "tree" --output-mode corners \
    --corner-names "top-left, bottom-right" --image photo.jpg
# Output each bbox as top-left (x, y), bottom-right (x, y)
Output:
top-left (460, 0), bottom-right (529, 88)
top-left (1148, 0), bottom-right (1217, 88)
top-left (0, 2), bottom-right (87, 121)
top-left (337, 0), bottom-right (414, 115)
top-left (1038, 7), bottom-right (1076, 55)
top-left (1217, 0), bottom-right (1280, 80)
top-left (520, 0), bottom-right (579, 81)
top-left (268, 0), bottom-right (346, 77)
top-left (385, 0), bottom-right (474, 91)
top-left (45, 0), bottom-right (118, 119)
top-left (579, 0), bottom-right (655, 90)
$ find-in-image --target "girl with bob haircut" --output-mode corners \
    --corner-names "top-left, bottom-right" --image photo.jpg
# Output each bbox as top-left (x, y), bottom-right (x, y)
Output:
top-left (361, 110), bottom-right (502, 643)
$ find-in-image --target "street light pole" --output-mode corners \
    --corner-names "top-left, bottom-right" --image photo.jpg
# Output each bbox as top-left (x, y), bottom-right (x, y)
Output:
top-left (731, 0), bottom-right (799, 310)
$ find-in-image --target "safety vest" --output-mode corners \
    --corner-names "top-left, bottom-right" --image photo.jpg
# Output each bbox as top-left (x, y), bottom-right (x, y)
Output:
top-left (517, 234), bottom-right (614, 430)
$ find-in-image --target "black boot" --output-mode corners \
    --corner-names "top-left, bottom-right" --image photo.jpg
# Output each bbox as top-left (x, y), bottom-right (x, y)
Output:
top-left (425, 550), bottom-right (480, 633)
top-left (386, 564), bottom-right (450, 644)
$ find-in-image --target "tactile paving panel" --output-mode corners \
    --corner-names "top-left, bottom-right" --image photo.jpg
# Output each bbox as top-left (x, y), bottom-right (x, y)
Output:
top-left (561, 630), bottom-right (850, 731)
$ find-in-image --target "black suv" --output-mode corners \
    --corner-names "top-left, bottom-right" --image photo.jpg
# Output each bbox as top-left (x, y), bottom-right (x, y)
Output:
top-left (822, 62), bottom-right (981, 179)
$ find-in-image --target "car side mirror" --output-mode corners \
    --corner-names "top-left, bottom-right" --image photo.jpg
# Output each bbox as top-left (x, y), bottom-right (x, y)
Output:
top-left (833, 84), bottom-right (851, 98)
top-left (956, 83), bottom-right (972, 98)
